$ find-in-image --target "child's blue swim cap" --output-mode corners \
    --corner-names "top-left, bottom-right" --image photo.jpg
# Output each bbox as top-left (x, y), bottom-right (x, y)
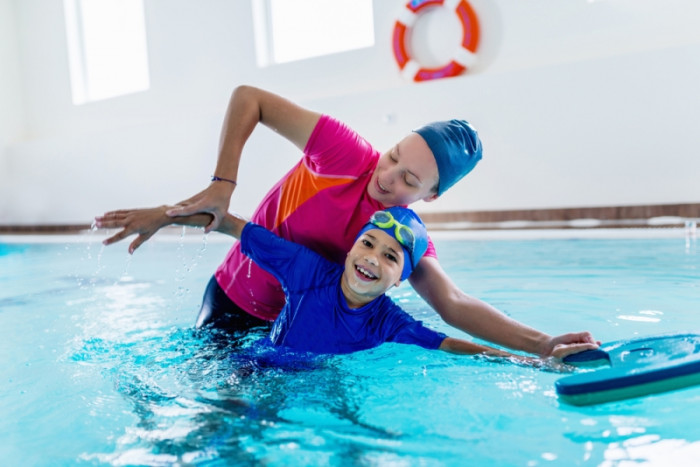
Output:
top-left (355, 206), bottom-right (429, 281)
top-left (414, 119), bottom-right (483, 195)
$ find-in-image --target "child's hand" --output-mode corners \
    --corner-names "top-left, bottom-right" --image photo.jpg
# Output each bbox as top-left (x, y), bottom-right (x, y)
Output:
top-left (541, 332), bottom-right (600, 357)
top-left (95, 206), bottom-right (171, 254)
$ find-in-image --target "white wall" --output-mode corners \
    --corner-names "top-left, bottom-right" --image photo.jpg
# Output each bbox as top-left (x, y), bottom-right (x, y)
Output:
top-left (0, 0), bottom-right (25, 216)
top-left (1, 0), bottom-right (699, 224)
top-left (0, 0), bottom-right (23, 130)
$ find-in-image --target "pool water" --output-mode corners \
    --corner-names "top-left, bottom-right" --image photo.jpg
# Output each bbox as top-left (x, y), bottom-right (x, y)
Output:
top-left (1, 231), bottom-right (699, 466)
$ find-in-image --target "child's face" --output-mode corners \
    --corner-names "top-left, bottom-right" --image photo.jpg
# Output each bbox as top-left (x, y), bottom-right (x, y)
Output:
top-left (367, 133), bottom-right (440, 207)
top-left (341, 229), bottom-right (405, 307)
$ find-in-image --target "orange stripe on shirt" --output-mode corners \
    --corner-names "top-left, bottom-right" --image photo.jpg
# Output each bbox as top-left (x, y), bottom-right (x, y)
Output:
top-left (274, 162), bottom-right (357, 229)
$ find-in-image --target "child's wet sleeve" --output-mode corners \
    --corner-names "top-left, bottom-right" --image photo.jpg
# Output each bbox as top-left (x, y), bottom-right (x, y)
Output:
top-left (381, 301), bottom-right (447, 350)
top-left (239, 223), bottom-right (331, 292)
top-left (239, 223), bottom-right (305, 287)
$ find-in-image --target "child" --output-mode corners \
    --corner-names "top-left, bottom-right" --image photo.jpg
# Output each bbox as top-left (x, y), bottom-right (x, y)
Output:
top-left (240, 205), bottom-right (448, 355)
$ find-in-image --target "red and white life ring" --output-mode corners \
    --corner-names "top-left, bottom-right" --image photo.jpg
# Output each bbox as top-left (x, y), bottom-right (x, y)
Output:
top-left (392, 0), bottom-right (480, 82)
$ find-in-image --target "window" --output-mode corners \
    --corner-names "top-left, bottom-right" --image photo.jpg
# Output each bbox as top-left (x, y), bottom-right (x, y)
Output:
top-left (252, 0), bottom-right (375, 66)
top-left (63, 0), bottom-right (150, 105)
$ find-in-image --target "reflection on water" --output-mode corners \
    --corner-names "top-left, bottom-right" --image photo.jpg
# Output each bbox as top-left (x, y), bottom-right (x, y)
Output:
top-left (602, 436), bottom-right (700, 466)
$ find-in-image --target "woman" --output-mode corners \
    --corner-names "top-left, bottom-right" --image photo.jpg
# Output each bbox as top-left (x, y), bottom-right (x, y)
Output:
top-left (96, 85), bottom-right (598, 357)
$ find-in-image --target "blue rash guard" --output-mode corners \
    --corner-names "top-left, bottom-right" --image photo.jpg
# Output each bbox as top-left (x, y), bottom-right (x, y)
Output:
top-left (239, 223), bottom-right (446, 355)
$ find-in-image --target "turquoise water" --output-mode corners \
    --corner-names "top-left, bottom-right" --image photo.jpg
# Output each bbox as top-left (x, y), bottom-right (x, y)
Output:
top-left (1, 232), bottom-right (699, 466)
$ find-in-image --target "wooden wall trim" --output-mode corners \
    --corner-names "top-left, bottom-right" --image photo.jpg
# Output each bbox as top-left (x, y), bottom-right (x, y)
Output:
top-left (417, 203), bottom-right (700, 230)
top-left (1, 203), bottom-right (698, 234)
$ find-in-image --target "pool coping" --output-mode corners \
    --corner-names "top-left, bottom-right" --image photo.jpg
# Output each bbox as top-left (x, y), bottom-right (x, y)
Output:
top-left (1, 226), bottom-right (696, 243)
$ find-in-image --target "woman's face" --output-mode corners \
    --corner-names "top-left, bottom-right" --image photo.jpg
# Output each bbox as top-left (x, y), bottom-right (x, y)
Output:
top-left (367, 133), bottom-right (440, 207)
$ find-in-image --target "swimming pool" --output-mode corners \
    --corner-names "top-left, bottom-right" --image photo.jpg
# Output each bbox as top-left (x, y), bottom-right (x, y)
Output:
top-left (2, 229), bottom-right (698, 465)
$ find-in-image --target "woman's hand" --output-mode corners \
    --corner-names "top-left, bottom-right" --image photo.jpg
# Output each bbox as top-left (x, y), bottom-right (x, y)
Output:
top-left (165, 182), bottom-right (235, 233)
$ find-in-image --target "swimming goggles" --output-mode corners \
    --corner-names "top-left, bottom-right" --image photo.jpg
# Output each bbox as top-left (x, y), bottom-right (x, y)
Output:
top-left (369, 210), bottom-right (416, 259)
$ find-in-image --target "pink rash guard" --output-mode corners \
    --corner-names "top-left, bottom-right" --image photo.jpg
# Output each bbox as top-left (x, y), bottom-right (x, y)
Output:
top-left (214, 115), bottom-right (437, 321)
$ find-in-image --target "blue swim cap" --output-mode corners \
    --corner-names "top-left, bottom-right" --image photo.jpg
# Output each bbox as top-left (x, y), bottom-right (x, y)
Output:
top-left (355, 206), bottom-right (429, 281)
top-left (414, 119), bottom-right (483, 195)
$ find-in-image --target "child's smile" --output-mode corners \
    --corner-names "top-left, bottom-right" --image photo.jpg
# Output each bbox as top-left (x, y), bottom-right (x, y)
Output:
top-left (354, 264), bottom-right (378, 281)
top-left (341, 230), bottom-right (404, 308)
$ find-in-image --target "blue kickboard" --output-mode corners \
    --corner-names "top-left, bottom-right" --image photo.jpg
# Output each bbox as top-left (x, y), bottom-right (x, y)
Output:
top-left (555, 333), bottom-right (700, 405)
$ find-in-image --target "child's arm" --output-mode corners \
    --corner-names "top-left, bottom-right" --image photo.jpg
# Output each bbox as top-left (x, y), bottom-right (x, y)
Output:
top-left (215, 211), bottom-right (248, 238)
top-left (439, 337), bottom-right (541, 366)
top-left (439, 336), bottom-right (589, 369)
top-left (96, 205), bottom-right (249, 253)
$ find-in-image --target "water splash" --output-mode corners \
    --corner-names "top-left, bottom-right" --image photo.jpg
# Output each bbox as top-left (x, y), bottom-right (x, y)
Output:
top-left (75, 222), bottom-right (106, 289)
top-left (120, 254), bottom-right (133, 283)
top-left (85, 221), bottom-right (99, 261)
top-left (173, 228), bottom-right (210, 310)
top-left (89, 243), bottom-right (107, 289)
top-left (189, 232), bottom-right (209, 273)
top-left (173, 227), bottom-right (189, 308)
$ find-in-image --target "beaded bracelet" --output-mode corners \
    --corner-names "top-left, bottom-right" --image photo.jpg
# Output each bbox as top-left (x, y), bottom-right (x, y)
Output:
top-left (211, 175), bottom-right (237, 186)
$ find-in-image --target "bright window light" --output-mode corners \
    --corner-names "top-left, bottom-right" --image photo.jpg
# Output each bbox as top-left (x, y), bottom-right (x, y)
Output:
top-left (252, 0), bottom-right (375, 66)
top-left (63, 0), bottom-right (150, 105)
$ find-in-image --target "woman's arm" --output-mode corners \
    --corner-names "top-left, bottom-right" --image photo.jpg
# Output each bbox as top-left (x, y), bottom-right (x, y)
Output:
top-left (411, 256), bottom-right (599, 357)
top-left (165, 85), bottom-right (323, 232)
top-left (95, 86), bottom-right (321, 249)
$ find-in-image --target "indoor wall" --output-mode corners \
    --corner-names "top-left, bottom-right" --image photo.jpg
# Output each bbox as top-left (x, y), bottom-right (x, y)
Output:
top-left (1, 0), bottom-right (698, 225)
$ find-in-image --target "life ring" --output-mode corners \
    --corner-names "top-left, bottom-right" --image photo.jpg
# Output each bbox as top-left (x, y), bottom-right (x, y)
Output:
top-left (392, 0), bottom-right (480, 82)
